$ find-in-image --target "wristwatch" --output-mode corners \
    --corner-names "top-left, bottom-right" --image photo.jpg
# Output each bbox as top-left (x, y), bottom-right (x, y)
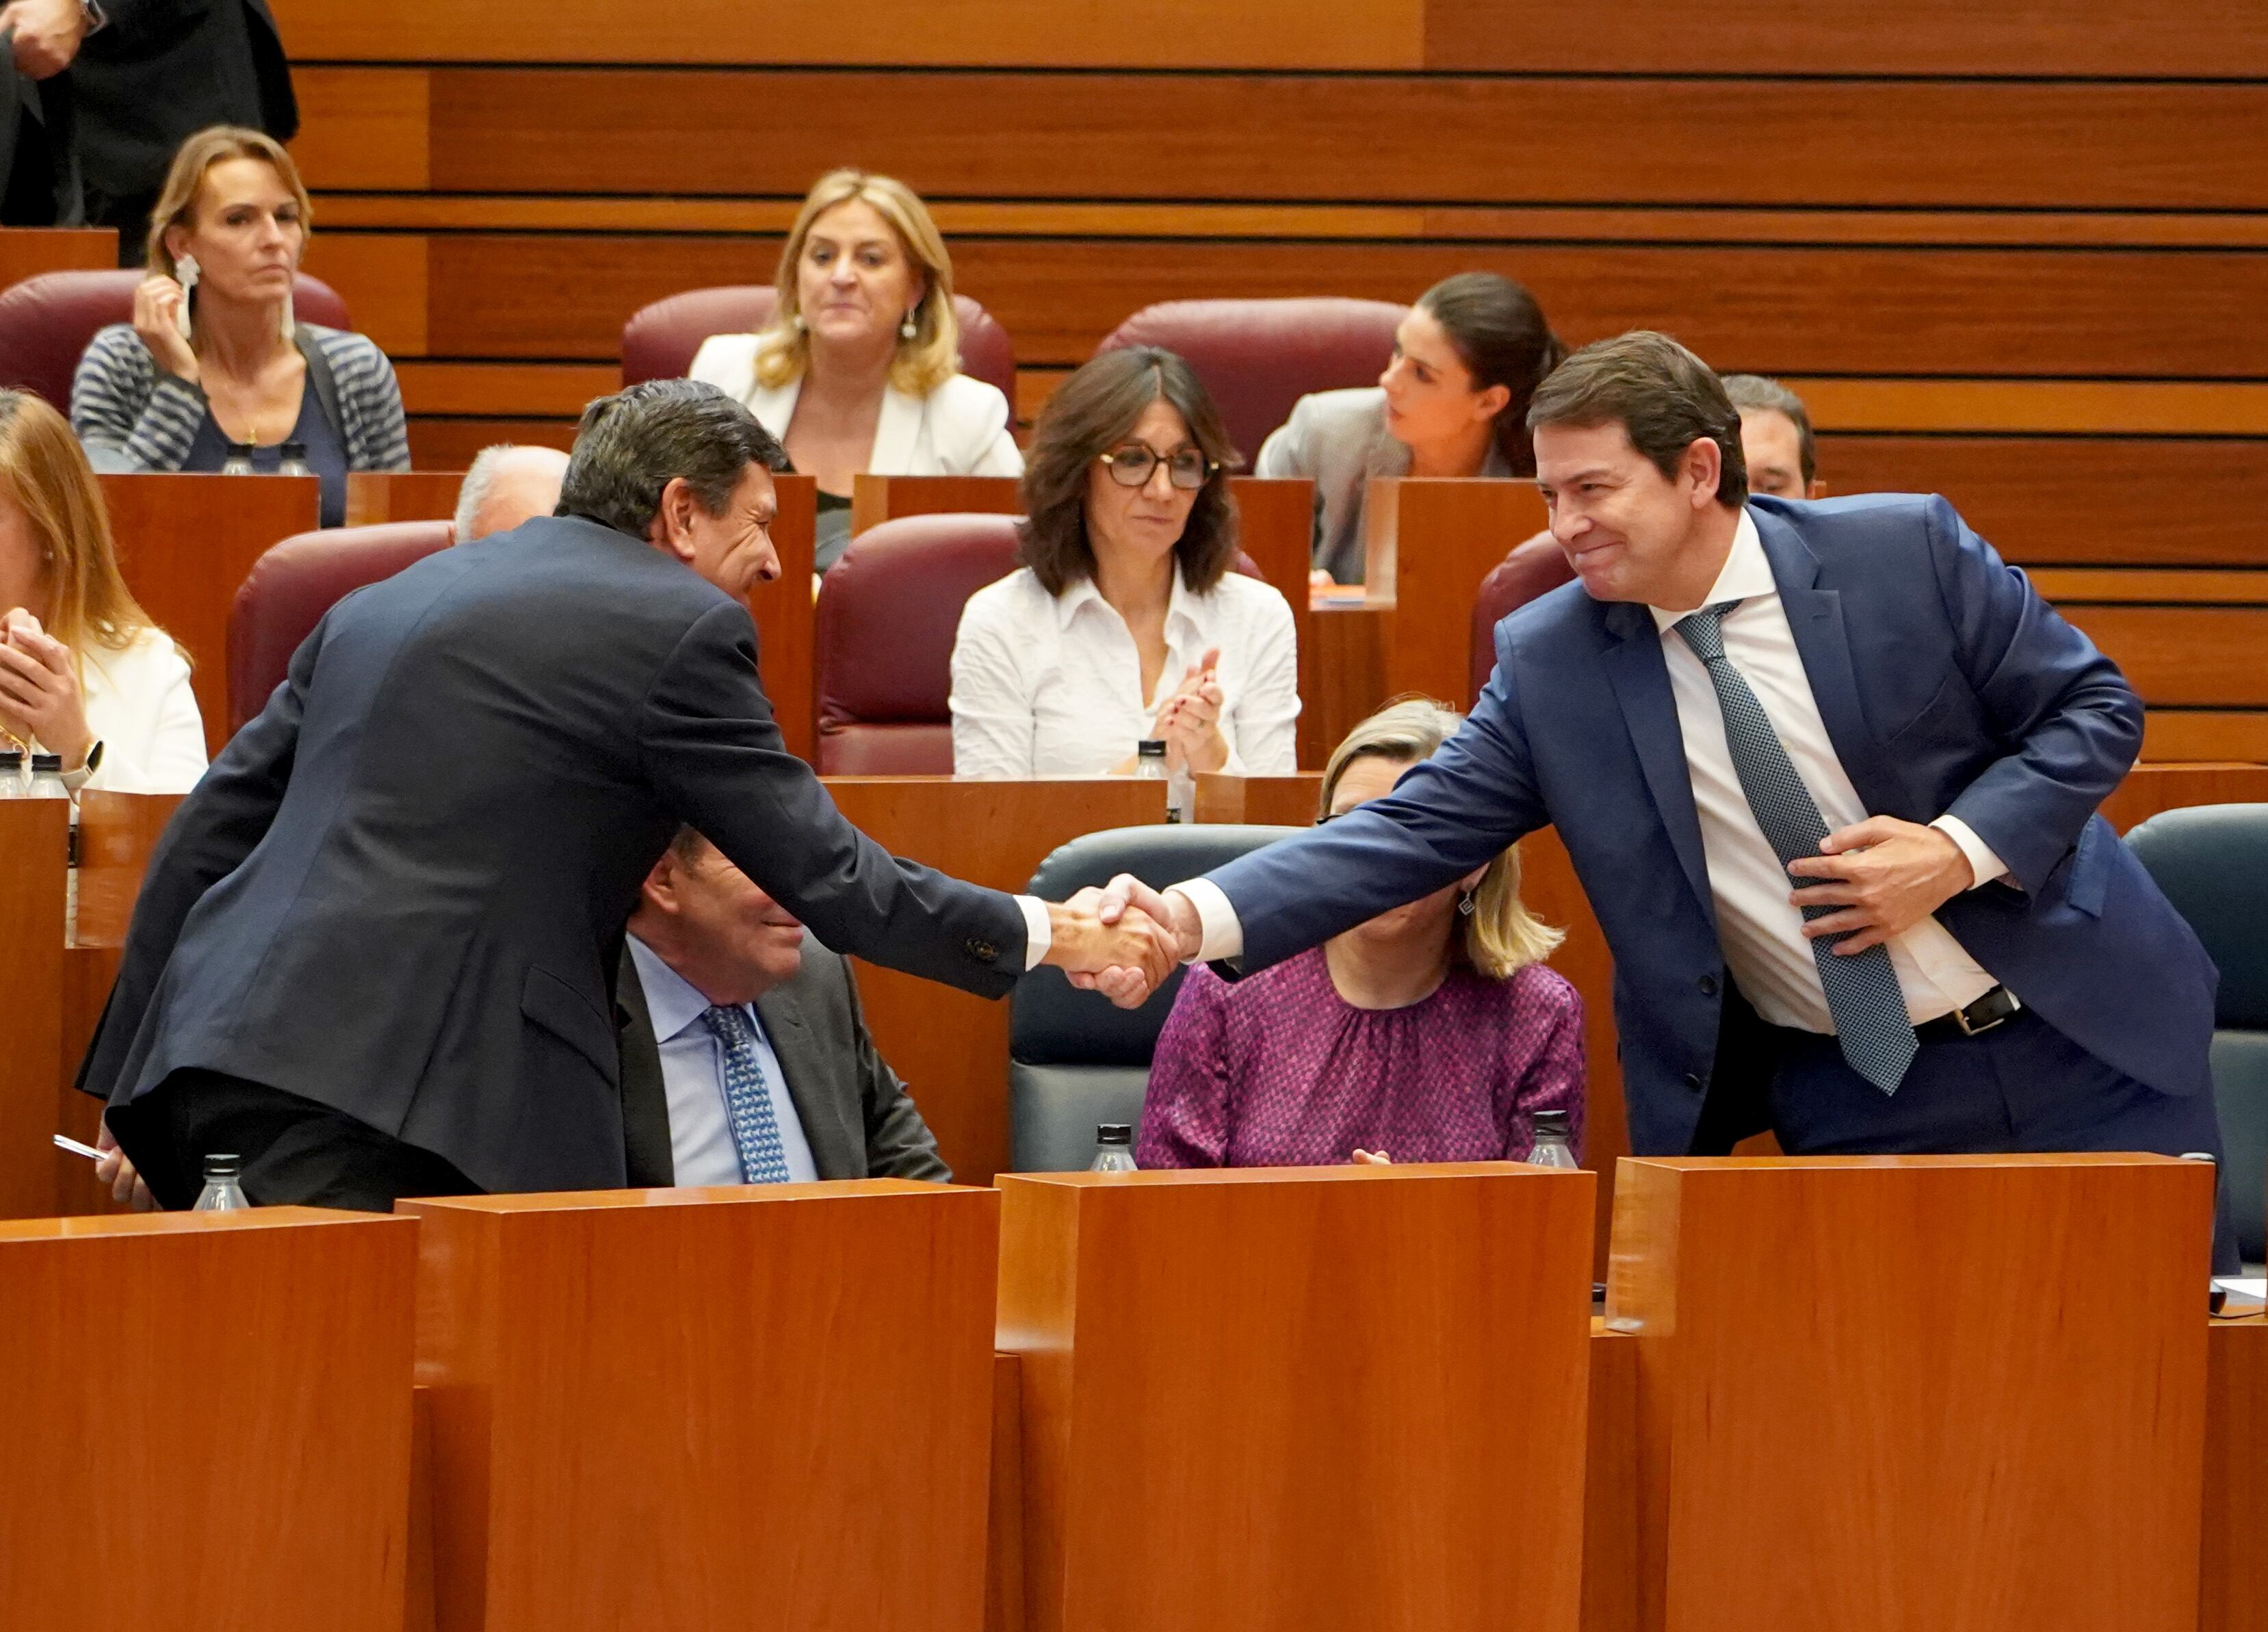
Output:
top-left (60, 738), bottom-right (103, 793)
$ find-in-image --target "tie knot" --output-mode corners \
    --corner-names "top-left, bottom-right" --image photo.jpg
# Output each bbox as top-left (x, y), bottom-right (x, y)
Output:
top-left (700, 1004), bottom-right (753, 1047)
top-left (1673, 600), bottom-right (1742, 661)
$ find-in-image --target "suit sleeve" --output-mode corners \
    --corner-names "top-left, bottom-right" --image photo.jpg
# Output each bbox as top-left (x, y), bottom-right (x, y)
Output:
top-left (639, 600), bottom-right (1028, 999)
top-left (75, 612), bottom-right (317, 1099)
top-left (838, 960), bottom-right (950, 1182)
top-left (1197, 624), bottom-right (1549, 974)
top-left (1925, 495), bottom-right (2144, 894)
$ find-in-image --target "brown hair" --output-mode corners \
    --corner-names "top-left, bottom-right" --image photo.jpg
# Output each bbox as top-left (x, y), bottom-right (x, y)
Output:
top-left (753, 169), bottom-right (960, 397)
top-left (0, 391), bottom-right (161, 659)
top-left (1526, 330), bottom-right (1747, 506)
top-left (1414, 272), bottom-right (1564, 475)
top-left (1720, 373), bottom-right (1816, 488)
top-left (1016, 348), bottom-right (1240, 597)
top-left (145, 125), bottom-right (313, 285)
top-left (1318, 697), bottom-right (1562, 979)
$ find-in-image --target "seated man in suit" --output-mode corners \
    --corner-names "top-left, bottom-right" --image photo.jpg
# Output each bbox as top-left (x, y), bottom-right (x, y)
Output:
top-left (452, 443), bottom-right (571, 543)
top-left (621, 827), bottom-right (947, 1186)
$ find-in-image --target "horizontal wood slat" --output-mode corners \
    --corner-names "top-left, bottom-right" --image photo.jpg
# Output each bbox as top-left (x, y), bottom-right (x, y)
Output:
top-left (2061, 607), bottom-right (2268, 708)
top-left (305, 233), bottom-right (2268, 380)
top-left (277, 68), bottom-right (2268, 213)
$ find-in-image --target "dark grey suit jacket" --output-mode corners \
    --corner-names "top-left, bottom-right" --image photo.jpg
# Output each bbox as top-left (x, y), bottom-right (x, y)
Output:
top-left (68, 0), bottom-right (296, 200)
top-left (617, 942), bottom-right (949, 1187)
top-left (79, 515), bottom-right (1024, 1205)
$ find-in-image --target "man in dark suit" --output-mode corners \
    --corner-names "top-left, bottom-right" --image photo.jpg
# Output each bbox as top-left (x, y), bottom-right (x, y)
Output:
top-left (619, 828), bottom-right (946, 1187)
top-left (0, 0), bottom-right (295, 256)
top-left (1090, 331), bottom-right (2234, 1268)
top-left (80, 379), bottom-right (1173, 1210)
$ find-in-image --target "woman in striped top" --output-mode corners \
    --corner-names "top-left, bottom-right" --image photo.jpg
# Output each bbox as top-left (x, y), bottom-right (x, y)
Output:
top-left (69, 126), bottom-right (407, 528)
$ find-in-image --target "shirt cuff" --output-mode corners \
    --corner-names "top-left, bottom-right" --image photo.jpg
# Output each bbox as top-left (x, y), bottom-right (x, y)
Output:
top-left (1015, 894), bottom-right (1052, 972)
top-left (1174, 877), bottom-right (1244, 963)
top-left (1931, 816), bottom-right (2009, 890)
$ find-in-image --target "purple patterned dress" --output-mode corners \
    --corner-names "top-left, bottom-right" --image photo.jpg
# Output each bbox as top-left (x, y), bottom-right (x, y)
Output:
top-left (1136, 947), bottom-right (1587, 1169)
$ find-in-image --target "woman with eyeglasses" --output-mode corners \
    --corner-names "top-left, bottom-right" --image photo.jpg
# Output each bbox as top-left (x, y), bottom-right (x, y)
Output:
top-left (949, 347), bottom-right (1299, 805)
top-left (1137, 697), bottom-right (1583, 1170)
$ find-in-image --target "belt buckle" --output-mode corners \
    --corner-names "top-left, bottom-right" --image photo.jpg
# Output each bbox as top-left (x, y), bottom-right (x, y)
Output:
top-left (1953, 990), bottom-right (2011, 1037)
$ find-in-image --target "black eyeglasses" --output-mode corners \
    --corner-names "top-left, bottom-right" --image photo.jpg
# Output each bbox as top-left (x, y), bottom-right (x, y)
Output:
top-left (1098, 443), bottom-right (1216, 491)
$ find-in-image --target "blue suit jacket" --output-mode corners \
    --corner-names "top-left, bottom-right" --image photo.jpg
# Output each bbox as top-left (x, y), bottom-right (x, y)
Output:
top-left (1205, 494), bottom-right (2219, 1156)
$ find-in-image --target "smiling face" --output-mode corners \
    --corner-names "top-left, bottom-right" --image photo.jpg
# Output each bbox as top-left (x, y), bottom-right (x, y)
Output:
top-left (166, 157), bottom-right (302, 307)
top-left (1377, 304), bottom-right (1508, 466)
top-left (650, 463), bottom-right (781, 597)
top-left (638, 836), bottom-right (807, 1007)
top-left (794, 198), bottom-right (926, 365)
top-left (1533, 418), bottom-right (1730, 609)
top-left (1083, 396), bottom-right (1201, 577)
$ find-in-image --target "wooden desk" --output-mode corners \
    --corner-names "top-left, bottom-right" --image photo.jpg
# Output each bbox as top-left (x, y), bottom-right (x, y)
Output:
top-left (851, 472), bottom-right (1021, 534)
top-left (998, 1163), bottom-right (1595, 1632)
top-left (344, 469), bottom-right (467, 526)
top-left (0, 226), bottom-right (115, 290)
top-left (751, 471), bottom-right (817, 760)
top-left (1228, 476), bottom-right (1323, 766)
top-left (2203, 1315), bottom-right (2268, 1632)
top-left (2102, 762), bottom-right (2268, 832)
top-left (0, 799), bottom-right (68, 1219)
top-left (0, 1206), bottom-right (417, 1631)
top-left (406, 1181), bottom-right (999, 1632)
top-left (1364, 477), bottom-right (1549, 710)
top-left (1608, 1155), bottom-right (2212, 1632)
top-left (100, 474), bottom-right (321, 760)
top-left (1192, 770), bottom-right (1322, 826)
top-left (823, 776), bottom-right (1168, 1182)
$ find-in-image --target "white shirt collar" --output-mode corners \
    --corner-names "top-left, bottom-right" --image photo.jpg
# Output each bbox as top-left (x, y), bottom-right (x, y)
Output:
top-left (1648, 508), bottom-right (1775, 634)
top-left (627, 933), bottom-right (730, 1041)
top-left (1052, 565), bottom-right (1208, 637)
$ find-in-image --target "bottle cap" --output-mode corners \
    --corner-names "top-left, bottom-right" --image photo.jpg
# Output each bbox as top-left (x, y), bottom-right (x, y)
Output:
top-left (282, 439), bottom-right (308, 458)
top-left (30, 753), bottom-right (62, 772)
top-left (1534, 1109), bottom-right (1572, 1135)
top-left (203, 1152), bottom-right (242, 1179)
top-left (1136, 740), bottom-right (1167, 757)
top-left (0, 748), bottom-right (21, 766)
top-left (1096, 1123), bottom-right (1133, 1145)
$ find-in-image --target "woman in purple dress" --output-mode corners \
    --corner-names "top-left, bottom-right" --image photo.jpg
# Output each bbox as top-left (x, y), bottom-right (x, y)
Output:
top-left (1138, 697), bottom-right (1586, 1168)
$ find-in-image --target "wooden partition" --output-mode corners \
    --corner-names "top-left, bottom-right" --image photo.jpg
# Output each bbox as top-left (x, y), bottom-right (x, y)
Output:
top-left (997, 1163), bottom-right (1595, 1632)
top-left (344, 469), bottom-right (469, 526)
top-left (2202, 1317), bottom-right (2268, 1632)
top-left (1607, 1154), bottom-right (2213, 1632)
top-left (99, 474), bottom-right (321, 760)
top-left (1191, 770), bottom-right (1322, 825)
top-left (751, 471), bottom-right (818, 760)
top-left (2103, 762), bottom-right (2268, 831)
top-left (1365, 477), bottom-right (1550, 709)
top-left (851, 472), bottom-right (1021, 534)
top-left (824, 776), bottom-right (1167, 1181)
top-left (0, 1206), bottom-right (418, 1629)
top-left (405, 1181), bottom-right (1000, 1632)
top-left (0, 799), bottom-right (69, 1219)
top-left (0, 226), bottom-right (115, 289)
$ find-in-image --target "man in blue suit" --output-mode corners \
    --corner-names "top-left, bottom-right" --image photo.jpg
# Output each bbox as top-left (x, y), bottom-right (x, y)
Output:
top-left (1095, 331), bottom-right (2232, 1268)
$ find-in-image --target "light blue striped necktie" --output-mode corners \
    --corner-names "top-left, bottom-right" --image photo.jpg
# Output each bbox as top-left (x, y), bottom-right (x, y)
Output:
top-left (699, 1005), bottom-right (793, 1182)
top-left (1673, 601), bottom-right (1919, 1095)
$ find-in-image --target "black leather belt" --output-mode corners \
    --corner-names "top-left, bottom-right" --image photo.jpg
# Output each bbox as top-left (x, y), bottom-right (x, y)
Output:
top-left (1914, 985), bottom-right (2021, 1044)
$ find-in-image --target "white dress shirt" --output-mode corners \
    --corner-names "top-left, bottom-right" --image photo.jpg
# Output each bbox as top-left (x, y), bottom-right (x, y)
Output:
top-left (627, 935), bottom-right (818, 1186)
top-left (1179, 511), bottom-right (2007, 1032)
top-left (686, 339), bottom-right (1024, 479)
top-left (75, 625), bottom-right (207, 793)
top-left (950, 565), bottom-right (1301, 812)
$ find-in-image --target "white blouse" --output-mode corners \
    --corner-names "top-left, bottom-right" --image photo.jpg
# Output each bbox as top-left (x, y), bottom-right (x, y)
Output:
top-left (686, 337), bottom-right (1023, 478)
top-left (950, 567), bottom-right (1301, 795)
top-left (78, 625), bottom-right (207, 793)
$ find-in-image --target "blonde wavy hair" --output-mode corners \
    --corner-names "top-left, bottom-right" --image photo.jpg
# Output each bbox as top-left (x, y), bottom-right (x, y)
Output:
top-left (1318, 697), bottom-right (1563, 979)
top-left (752, 169), bottom-right (961, 397)
top-left (0, 391), bottom-right (161, 660)
top-left (145, 125), bottom-right (313, 287)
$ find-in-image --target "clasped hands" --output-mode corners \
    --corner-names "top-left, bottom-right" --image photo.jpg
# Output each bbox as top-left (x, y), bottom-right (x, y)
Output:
top-left (1040, 875), bottom-right (1203, 1009)
top-left (0, 606), bottom-right (93, 768)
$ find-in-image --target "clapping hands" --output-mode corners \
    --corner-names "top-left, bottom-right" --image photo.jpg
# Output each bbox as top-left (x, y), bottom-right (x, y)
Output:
top-left (0, 608), bottom-right (93, 768)
top-left (1151, 647), bottom-right (1228, 776)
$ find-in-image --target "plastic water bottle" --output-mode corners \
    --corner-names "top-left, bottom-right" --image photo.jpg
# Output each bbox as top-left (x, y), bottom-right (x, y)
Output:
top-left (192, 1154), bottom-right (252, 1211)
top-left (219, 442), bottom-right (257, 476)
top-left (0, 747), bottom-right (23, 795)
top-left (1526, 1110), bottom-right (1580, 1169)
top-left (277, 440), bottom-right (313, 479)
top-left (1089, 1124), bottom-right (1138, 1173)
top-left (1133, 740), bottom-right (1169, 779)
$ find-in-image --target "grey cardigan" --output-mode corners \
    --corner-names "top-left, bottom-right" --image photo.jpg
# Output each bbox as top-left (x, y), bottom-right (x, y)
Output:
top-left (70, 321), bottom-right (411, 476)
top-left (1253, 385), bottom-right (1512, 585)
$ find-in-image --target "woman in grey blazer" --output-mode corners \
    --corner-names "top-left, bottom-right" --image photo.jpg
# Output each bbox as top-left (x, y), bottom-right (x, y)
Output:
top-left (1253, 272), bottom-right (1561, 585)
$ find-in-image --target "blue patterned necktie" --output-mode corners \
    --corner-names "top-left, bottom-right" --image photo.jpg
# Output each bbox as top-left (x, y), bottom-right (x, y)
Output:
top-left (1673, 602), bottom-right (1919, 1095)
top-left (699, 1005), bottom-right (793, 1182)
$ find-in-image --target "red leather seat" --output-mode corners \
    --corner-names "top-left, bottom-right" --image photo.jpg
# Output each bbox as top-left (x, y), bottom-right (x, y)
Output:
top-left (618, 287), bottom-right (1017, 404)
top-left (0, 270), bottom-right (351, 413)
top-left (1093, 297), bottom-right (1407, 468)
top-left (1470, 532), bottom-right (1577, 700)
top-left (228, 521), bottom-right (451, 734)
top-left (815, 513), bottom-right (1023, 775)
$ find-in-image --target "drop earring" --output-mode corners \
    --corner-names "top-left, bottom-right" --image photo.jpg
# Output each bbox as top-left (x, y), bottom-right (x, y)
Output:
top-left (900, 311), bottom-right (918, 341)
top-left (1457, 889), bottom-right (1477, 917)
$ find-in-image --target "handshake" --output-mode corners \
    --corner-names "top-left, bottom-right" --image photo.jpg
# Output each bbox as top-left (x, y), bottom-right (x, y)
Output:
top-left (1039, 876), bottom-right (1204, 1009)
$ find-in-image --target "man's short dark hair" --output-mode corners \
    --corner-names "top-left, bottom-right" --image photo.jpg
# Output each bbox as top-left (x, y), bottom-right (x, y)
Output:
top-left (1526, 331), bottom-right (1747, 508)
top-left (1721, 373), bottom-right (1816, 488)
top-left (558, 378), bottom-right (791, 539)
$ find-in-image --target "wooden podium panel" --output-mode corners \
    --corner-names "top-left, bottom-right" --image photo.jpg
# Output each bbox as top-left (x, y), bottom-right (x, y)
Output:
top-left (2101, 762), bottom-right (2268, 832)
top-left (998, 1163), bottom-right (1596, 1632)
top-left (345, 469), bottom-right (469, 526)
top-left (404, 1181), bottom-right (1000, 1632)
top-left (1191, 769), bottom-right (1322, 825)
top-left (749, 471), bottom-right (816, 760)
top-left (824, 776), bottom-right (1167, 1183)
top-left (0, 1207), bottom-right (418, 1631)
top-left (99, 473), bottom-right (322, 757)
top-left (850, 471), bottom-right (1021, 534)
top-left (0, 800), bottom-right (68, 1219)
top-left (0, 226), bottom-right (115, 290)
top-left (1607, 1155), bottom-right (2213, 1632)
top-left (2202, 1317), bottom-right (2268, 1632)
top-left (1364, 477), bottom-right (1550, 710)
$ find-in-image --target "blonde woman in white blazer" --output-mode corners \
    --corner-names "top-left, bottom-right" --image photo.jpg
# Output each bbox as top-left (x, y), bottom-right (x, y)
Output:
top-left (688, 170), bottom-right (1021, 570)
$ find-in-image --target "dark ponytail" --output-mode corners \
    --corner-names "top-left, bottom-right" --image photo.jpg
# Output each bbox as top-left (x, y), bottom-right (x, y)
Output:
top-left (1416, 272), bottom-right (1562, 477)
